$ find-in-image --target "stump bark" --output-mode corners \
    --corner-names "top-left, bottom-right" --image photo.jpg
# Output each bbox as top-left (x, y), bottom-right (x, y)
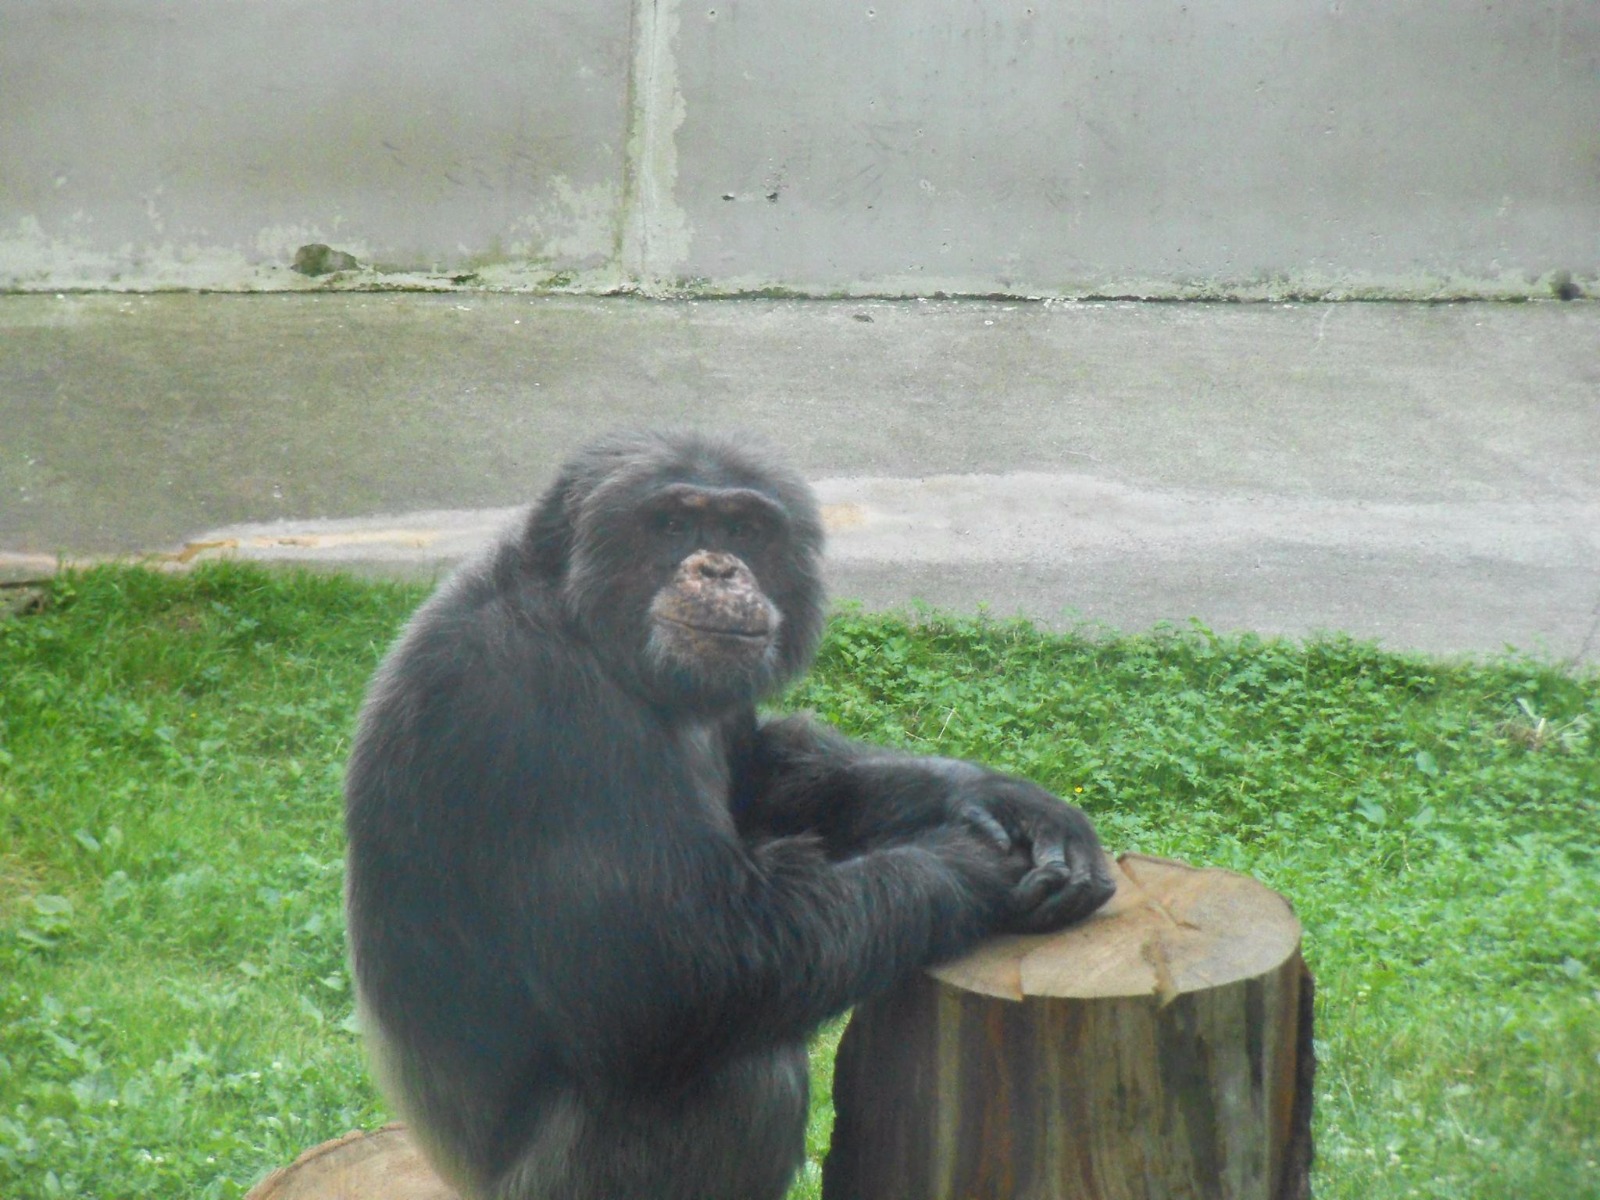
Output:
top-left (243, 1124), bottom-right (457, 1200)
top-left (823, 853), bottom-right (1316, 1200)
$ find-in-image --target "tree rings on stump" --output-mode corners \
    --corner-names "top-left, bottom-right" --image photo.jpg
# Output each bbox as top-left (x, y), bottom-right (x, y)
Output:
top-left (243, 1124), bottom-right (458, 1200)
top-left (823, 853), bottom-right (1316, 1200)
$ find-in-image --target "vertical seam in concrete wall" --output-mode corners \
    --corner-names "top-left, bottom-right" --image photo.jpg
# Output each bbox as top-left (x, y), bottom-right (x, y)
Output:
top-left (620, 0), bottom-right (690, 287)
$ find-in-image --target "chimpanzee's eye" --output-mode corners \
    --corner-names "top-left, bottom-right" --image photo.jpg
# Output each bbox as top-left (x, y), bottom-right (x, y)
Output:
top-left (727, 518), bottom-right (766, 546)
top-left (660, 515), bottom-right (689, 537)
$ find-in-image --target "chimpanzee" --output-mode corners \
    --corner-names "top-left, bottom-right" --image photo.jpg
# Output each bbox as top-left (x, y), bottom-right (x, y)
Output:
top-left (344, 430), bottom-right (1114, 1200)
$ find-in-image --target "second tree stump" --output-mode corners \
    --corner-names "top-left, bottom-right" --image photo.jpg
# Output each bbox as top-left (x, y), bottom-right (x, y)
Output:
top-left (823, 854), bottom-right (1316, 1200)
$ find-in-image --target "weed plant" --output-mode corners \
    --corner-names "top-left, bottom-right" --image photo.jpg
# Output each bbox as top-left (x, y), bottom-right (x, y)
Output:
top-left (0, 565), bottom-right (1595, 1199)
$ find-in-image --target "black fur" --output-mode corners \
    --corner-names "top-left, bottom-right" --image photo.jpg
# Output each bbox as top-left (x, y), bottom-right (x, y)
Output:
top-left (344, 431), bottom-right (1114, 1200)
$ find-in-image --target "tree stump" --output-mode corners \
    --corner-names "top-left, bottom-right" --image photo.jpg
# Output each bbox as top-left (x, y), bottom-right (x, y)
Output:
top-left (243, 1125), bottom-right (457, 1200)
top-left (823, 853), bottom-right (1316, 1200)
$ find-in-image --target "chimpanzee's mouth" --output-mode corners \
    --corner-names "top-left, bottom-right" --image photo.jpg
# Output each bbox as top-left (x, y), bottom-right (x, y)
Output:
top-left (655, 614), bottom-right (772, 641)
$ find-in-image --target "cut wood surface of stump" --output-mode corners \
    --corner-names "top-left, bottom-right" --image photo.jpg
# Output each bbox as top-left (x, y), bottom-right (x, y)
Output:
top-left (242, 1124), bottom-right (458, 1200)
top-left (824, 853), bottom-right (1316, 1200)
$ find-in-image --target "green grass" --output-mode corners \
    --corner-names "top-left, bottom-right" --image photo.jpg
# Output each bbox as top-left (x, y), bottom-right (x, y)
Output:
top-left (1, 564), bottom-right (1596, 1199)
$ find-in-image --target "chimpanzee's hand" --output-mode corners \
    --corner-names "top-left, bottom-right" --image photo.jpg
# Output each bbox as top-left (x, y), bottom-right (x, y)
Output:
top-left (952, 772), bottom-right (1116, 933)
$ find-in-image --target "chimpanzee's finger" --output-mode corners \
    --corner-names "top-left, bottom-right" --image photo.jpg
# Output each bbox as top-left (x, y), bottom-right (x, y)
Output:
top-left (958, 803), bottom-right (1013, 852)
top-left (1028, 825), bottom-right (1068, 871)
top-left (1063, 826), bottom-right (1111, 891)
top-left (1012, 863), bottom-right (1068, 912)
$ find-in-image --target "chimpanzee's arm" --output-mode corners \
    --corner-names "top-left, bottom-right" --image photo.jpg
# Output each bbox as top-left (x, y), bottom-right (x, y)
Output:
top-left (726, 712), bottom-right (1115, 933)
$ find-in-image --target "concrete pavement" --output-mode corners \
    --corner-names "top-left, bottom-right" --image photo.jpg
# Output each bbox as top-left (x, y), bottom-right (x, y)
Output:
top-left (2, 294), bottom-right (1596, 664)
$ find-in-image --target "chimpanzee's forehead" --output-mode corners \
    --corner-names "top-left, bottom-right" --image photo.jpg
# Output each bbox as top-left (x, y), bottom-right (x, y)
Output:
top-left (598, 441), bottom-right (791, 504)
top-left (658, 447), bottom-right (779, 493)
top-left (563, 432), bottom-right (825, 552)
top-left (587, 457), bottom-right (757, 504)
top-left (652, 481), bottom-right (790, 520)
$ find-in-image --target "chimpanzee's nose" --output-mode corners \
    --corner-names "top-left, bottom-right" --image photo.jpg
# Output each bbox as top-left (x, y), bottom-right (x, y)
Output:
top-left (689, 551), bottom-right (742, 579)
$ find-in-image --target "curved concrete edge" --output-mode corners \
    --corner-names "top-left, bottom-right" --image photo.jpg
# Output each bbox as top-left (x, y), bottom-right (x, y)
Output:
top-left (7, 473), bottom-right (1596, 665)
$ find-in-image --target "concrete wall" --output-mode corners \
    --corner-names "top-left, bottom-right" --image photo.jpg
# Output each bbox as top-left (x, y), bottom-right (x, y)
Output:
top-left (3, 0), bottom-right (1597, 298)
